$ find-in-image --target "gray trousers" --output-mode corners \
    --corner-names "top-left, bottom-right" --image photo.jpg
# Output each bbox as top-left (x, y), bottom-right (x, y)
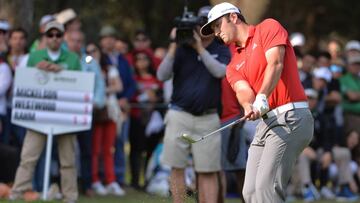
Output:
top-left (243, 108), bottom-right (313, 203)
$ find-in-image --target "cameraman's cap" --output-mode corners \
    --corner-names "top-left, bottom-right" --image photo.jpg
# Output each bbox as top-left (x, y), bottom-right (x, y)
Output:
top-left (200, 2), bottom-right (240, 36)
top-left (44, 21), bottom-right (65, 33)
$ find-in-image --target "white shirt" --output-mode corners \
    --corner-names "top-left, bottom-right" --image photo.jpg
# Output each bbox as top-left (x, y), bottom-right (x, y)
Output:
top-left (0, 62), bottom-right (12, 115)
top-left (47, 49), bottom-right (61, 61)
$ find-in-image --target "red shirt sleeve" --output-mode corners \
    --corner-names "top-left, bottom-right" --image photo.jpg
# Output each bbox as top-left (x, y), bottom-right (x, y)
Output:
top-left (260, 19), bottom-right (288, 51)
top-left (226, 64), bottom-right (246, 89)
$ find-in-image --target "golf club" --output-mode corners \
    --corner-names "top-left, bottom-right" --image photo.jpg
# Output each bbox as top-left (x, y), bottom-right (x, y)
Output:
top-left (181, 113), bottom-right (252, 144)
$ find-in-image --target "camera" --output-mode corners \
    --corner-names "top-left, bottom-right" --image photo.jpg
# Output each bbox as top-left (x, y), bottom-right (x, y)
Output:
top-left (174, 6), bottom-right (207, 45)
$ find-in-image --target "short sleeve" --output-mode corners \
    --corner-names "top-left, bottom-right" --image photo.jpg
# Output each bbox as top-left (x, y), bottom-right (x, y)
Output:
top-left (226, 64), bottom-right (246, 89)
top-left (260, 19), bottom-right (288, 51)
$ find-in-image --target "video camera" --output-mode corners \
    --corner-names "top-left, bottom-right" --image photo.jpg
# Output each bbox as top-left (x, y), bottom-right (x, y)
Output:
top-left (174, 6), bottom-right (207, 45)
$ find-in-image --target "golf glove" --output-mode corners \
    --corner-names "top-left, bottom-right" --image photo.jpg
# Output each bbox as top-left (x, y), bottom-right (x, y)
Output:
top-left (253, 94), bottom-right (269, 116)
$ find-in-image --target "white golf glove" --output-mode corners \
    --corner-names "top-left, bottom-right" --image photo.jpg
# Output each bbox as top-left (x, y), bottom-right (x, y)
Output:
top-left (252, 94), bottom-right (270, 116)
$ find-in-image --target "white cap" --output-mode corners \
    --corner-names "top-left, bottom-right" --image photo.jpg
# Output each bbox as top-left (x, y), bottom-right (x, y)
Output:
top-left (39, 14), bottom-right (55, 27)
top-left (345, 40), bottom-right (360, 52)
top-left (200, 2), bottom-right (240, 36)
top-left (0, 19), bottom-right (10, 31)
top-left (305, 88), bottom-right (318, 99)
top-left (290, 32), bottom-right (305, 47)
top-left (44, 21), bottom-right (65, 33)
top-left (313, 67), bottom-right (332, 82)
top-left (55, 8), bottom-right (77, 25)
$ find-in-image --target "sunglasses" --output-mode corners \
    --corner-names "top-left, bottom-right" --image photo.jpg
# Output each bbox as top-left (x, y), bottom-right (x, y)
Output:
top-left (0, 30), bottom-right (7, 35)
top-left (46, 32), bottom-right (63, 38)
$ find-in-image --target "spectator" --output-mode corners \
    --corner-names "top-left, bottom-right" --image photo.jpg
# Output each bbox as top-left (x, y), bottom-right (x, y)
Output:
top-left (99, 25), bottom-right (137, 187)
top-left (312, 66), bottom-right (342, 199)
top-left (299, 51), bottom-right (317, 89)
top-left (327, 39), bottom-right (343, 64)
top-left (115, 38), bottom-right (129, 55)
top-left (67, 31), bottom-right (106, 197)
top-left (29, 14), bottom-right (55, 52)
top-left (157, 6), bottom-right (231, 203)
top-left (129, 50), bottom-right (163, 189)
top-left (9, 21), bottom-right (80, 203)
top-left (126, 29), bottom-right (161, 69)
top-left (344, 40), bottom-right (360, 59)
top-left (0, 58), bottom-right (12, 143)
top-left (296, 88), bottom-right (321, 202)
top-left (1, 28), bottom-right (28, 146)
top-left (90, 46), bottom-right (125, 196)
top-left (340, 55), bottom-right (360, 134)
top-left (0, 19), bottom-right (10, 55)
top-left (6, 28), bottom-right (29, 71)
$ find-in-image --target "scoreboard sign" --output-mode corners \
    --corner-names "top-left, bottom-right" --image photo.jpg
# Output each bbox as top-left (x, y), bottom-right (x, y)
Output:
top-left (11, 67), bottom-right (95, 135)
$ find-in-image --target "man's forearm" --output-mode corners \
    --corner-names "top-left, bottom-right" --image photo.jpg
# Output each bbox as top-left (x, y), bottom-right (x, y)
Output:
top-left (258, 62), bottom-right (283, 97)
top-left (199, 50), bottom-right (226, 78)
top-left (234, 80), bottom-right (256, 108)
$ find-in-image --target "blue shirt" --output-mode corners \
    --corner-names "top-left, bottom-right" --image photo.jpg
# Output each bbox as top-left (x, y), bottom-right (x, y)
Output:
top-left (171, 40), bottom-right (231, 115)
top-left (80, 55), bottom-right (106, 108)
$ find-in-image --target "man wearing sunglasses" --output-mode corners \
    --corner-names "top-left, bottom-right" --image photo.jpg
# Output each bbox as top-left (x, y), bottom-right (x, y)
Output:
top-left (10, 21), bottom-right (80, 203)
top-left (200, 2), bottom-right (313, 203)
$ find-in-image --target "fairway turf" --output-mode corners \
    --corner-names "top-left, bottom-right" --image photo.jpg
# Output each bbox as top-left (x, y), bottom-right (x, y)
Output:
top-left (0, 188), bottom-right (346, 203)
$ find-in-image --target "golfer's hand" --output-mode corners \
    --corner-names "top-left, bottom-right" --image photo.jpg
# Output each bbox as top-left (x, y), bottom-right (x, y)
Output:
top-left (252, 94), bottom-right (269, 116)
top-left (243, 103), bottom-right (260, 121)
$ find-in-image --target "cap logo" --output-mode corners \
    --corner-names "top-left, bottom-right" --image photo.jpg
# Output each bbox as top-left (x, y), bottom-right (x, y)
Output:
top-left (221, 8), bottom-right (238, 14)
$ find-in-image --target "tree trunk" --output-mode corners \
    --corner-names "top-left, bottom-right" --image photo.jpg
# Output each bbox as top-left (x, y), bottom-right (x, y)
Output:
top-left (209, 0), bottom-right (269, 24)
top-left (0, 0), bottom-right (34, 33)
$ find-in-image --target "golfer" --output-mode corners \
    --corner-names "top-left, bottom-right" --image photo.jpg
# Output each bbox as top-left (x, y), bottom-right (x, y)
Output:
top-left (200, 2), bottom-right (314, 202)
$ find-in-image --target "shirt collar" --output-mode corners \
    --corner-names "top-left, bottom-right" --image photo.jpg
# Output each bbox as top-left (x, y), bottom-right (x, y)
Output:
top-left (235, 25), bottom-right (256, 53)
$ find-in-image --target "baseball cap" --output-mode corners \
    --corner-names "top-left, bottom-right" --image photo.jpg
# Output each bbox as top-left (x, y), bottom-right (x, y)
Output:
top-left (348, 55), bottom-right (360, 64)
top-left (200, 2), bottom-right (240, 36)
top-left (44, 21), bottom-right (65, 33)
top-left (0, 19), bottom-right (10, 31)
top-left (100, 25), bottom-right (117, 38)
top-left (345, 40), bottom-right (360, 52)
top-left (39, 15), bottom-right (55, 27)
top-left (55, 8), bottom-right (77, 25)
top-left (304, 88), bottom-right (318, 99)
top-left (198, 6), bottom-right (212, 18)
top-left (290, 32), bottom-right (305, 47)
top-left (313, 67), bottom-right (332, 82)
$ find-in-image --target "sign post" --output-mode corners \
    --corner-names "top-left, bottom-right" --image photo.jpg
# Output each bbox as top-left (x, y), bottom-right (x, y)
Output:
top-left (11, 67), bottom-right (95, 200)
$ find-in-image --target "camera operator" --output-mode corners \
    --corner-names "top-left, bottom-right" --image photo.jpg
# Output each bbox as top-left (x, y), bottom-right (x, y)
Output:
top-left (157, 6), bottom-right (231, 203)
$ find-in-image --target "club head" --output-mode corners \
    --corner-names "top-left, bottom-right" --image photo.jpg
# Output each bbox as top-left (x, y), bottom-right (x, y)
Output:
top-left (181, 133), bottom-right (197, 144)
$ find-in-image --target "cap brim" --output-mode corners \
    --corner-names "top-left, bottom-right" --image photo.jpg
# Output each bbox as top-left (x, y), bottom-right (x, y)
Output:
top-left (200, 21), bottom-right (215, 37)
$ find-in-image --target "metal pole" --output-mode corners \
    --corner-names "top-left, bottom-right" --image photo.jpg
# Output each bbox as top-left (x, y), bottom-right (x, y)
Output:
top-left (42, 128), bottom-right (53, 200)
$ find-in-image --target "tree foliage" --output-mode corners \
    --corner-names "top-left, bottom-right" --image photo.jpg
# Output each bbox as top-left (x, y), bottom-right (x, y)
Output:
top-left (1, 0), bottom-right (359, 50)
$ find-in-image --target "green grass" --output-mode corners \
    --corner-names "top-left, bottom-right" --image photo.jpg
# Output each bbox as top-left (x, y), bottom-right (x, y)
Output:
top-left (0, 188), bottom-right (345, 203)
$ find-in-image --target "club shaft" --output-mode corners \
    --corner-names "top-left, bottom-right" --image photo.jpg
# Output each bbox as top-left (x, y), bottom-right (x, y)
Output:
top-left (199, 116), bottom-right (245, 140)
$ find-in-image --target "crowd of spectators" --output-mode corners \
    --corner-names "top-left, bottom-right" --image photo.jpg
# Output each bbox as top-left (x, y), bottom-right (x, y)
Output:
top-left (0, 6), bottom-right (360, 203)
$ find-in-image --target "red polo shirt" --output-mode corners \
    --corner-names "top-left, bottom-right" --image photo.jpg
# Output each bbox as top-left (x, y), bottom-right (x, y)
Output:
top-left (226, 18), bottom-right (306, 109)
